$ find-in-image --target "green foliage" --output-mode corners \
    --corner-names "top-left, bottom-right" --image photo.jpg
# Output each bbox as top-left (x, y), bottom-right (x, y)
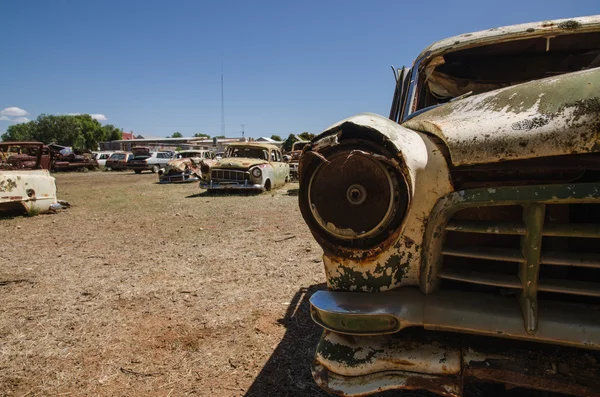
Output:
top-left (171, 132), bottom-right (183, 138)
top-left (270, 134), bottom-right (282, 141)
top-left (194, 133), bottom-right (210, 138)
top-left (298, 132), bottom-right (315, 141)
top-left (214, 135), bottom-right (226, 139)
top-left (282, 133), bottom-right (298, 152)
top-left (1, 114), bottom-right (123, 150)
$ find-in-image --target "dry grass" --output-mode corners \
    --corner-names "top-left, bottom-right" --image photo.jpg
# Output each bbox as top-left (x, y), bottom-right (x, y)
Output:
top-left (0, 172), bottom-right (329, 397)
top-left (0, 172), bottom-right (570, 397)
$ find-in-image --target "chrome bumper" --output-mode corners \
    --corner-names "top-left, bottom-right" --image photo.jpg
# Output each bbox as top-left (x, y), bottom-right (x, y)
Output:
top-left (310, 288), bottom-right (600, 349)
top-left (200, 180), bottom-right (264, 191)
top-left (310, 289), bottom-right (600, 396)
top-left (159, 173), bottom-right (199, 184)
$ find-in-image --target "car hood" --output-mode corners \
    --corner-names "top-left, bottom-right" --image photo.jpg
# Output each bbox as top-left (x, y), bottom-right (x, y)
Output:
top-left (211, 158), bottom-right (267, 169)
top-left (165, 158), bottom-right (200, 173)
top-left (402, 67), bottom-right (600, 166)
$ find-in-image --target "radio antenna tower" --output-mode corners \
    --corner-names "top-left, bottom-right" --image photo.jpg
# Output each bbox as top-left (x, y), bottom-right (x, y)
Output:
top-left (220, 63), bottom-right (225, 137)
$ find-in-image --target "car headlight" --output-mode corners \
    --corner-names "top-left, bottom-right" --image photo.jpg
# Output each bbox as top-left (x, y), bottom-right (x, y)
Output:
top-left (251, 167), bottom-right (262, 178)
top-left (299, 143), bottom-right (409, 249)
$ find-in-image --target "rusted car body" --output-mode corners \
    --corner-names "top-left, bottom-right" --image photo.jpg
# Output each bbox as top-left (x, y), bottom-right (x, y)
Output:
top-left (199, 143), bottom-right (289, 192)
top-left (0, 142), bottom-right (63, 214)
top-left (300, 15), bottom-right (600, 396)
top-left (105, 151), bottom-right (134, 171)
top-left (48, 143), bottom-right (99, 172)
top-left (288, 140), bottom-right (309, 181)
top-left (159, 150), bottom-right (213, 184)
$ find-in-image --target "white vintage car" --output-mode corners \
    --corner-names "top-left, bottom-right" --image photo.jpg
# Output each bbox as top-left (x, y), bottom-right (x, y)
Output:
top-left (0, 142), bottom-right (64, 215)
top-left (199, 143), bottom-right (289, 192)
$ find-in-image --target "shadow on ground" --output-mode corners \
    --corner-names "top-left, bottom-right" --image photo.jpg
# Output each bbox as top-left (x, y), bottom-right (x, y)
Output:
top-left (243, 284), bottom-right (429, 397)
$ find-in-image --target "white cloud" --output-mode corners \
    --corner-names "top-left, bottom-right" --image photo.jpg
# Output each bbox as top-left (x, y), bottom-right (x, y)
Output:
top-left (0, 115), bottom-right (9, 121)
top-left (12, 117), bottom-right (30, 123)
top-left (66, 112), bottom-right (81, 116)
top-left (0, 107), bottom-right (29, 117)
top-left (90, 113), bottom-right (107, 121)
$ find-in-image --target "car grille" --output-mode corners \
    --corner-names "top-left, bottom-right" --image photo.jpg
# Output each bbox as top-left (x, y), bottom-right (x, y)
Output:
top-left (439, 197), bottom-right (600, 333)
top-left (211, 169), bottom-right (249, 182)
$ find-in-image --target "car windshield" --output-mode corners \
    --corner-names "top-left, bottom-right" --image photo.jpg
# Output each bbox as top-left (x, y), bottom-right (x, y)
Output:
top-left (407, 31), bottom-right (600, 115)
top-left (110, 153), bottom-right (126, 160)
top-left (226, 147), bottom-right (268, 160)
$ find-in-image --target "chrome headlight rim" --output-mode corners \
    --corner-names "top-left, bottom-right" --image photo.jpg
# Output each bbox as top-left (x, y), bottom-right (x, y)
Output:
top-left (299, 141), bottom-right (410, 250)
top-left (251, 167), bottom-right (262, 178)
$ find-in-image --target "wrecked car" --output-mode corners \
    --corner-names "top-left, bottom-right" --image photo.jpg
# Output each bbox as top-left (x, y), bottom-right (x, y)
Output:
top-left (199, 143), bottom-right (289, 192)
top-left (288, 140), bottom-right (309, 181)
top-left (105, 151), bottom-right (134, 171)
top-left (158, 150), bottom-right (213, 184)
top-left (300, 15), bottom-right (600, 397)
top-left (48, 143), bottom-right (99, 172)
top-left (0, 142), bottom-right (65, 215)
top-left (127, 147), bottom-right (175, 174)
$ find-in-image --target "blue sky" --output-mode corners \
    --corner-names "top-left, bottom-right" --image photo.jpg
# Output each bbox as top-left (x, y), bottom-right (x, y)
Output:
top-left (1, 1), bottom-right (598, 139)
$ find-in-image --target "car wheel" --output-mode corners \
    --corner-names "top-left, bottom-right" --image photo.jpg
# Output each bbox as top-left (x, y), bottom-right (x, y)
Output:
top-left (264, 179), bottom-right (272, 191)
top-left (134, 170), bottom-right (142, 174)
top-left (151, 165), bottom-right (159, 173)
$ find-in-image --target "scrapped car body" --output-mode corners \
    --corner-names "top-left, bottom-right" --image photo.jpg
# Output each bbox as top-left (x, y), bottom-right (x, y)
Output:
top-left (158, 150), bottom-right (213, 184)
top-left (199, 143), bottom-right (289, 192)
top-left (127, 147), bottom-right (175, 174)
top-left (288, 140), bottom-right (309, 181)
top-left (48, 143), bottom-right (99, 172)
top-left (300, 15), bottom-right (600, 397)
top-left (105, 151), bottom-right (134, 171)
top-left (0, 142), bottom-right (63, 215)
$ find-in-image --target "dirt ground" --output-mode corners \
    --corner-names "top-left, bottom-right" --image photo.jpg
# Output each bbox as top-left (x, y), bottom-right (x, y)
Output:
top-left (0, 172), bottom-right (570, 397)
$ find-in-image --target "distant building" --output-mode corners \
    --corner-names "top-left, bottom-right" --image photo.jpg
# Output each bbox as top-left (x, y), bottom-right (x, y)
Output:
top-left (121, 131), bottom-right (135, 140)
top-left (99, 136), bottom-right (246, 152)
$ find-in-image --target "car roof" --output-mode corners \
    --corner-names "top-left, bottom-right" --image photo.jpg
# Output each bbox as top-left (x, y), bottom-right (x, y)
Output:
top-left (227, 142), bottom-right (281, 151)
top-left (417, 14), bottom-right (600, 62)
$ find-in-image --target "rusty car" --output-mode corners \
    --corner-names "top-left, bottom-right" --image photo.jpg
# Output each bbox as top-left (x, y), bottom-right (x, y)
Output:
top-left (105, 151), bottom-right (135, 171)
top-left (199, 142), bottom-right (289, 192)
top-left (0, 142), bottom-right (65, 215)
top-left (48, 143), bottom-right (99, 172)
top-left (158, 150), bottom-right (214, 184)
top-left (299, 15), bottom-right (600, 397)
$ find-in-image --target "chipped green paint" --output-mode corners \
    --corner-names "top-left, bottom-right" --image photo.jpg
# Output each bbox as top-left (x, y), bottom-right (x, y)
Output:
top-left (328, 240), bottom-right (418, 292)
top-left (519, 203), bottom-right (545, 334)
top-left (411, 68), bottom-right (600, 120)
top-left (317, 338), bottom-right (383, 367)
top-left (0, 179), bottom-right (18, 193)
top-left (558, 20), bottom-right (582, 29)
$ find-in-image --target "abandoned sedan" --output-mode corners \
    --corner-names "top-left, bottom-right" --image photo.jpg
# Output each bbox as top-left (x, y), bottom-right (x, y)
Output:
top-left (0, 142), bottom-right (64, 215)
top-left (199, 143), bottom-right (289, 192)
top-left (158, 150), bottom-right (213, 184)
top-left (300, 15), bottom-right (600, 397)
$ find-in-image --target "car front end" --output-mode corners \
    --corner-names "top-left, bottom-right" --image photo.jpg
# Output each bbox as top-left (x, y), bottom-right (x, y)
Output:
top-left (301, 15), bottom-right (600, 397)
top-left (199, 160), bottom-right (269, 191)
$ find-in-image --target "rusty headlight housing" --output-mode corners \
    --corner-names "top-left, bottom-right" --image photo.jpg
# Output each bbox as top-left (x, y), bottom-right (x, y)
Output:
top-left (299, 142), bottom-right (409, 249)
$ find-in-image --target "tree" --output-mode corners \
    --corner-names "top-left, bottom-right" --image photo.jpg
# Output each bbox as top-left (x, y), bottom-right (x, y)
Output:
top-left (170, 132), bottom-right (183, 138)
top-left (282, 133), bottom-right (298, 152)
top-left (270, 134), bottom-right (282, 141)
top-left (298, 132), bottom-right (315, 141)
top-left (1, 114), bottom-right (123, 150)
top-left (214, 135), bottom-right (226, 139)
top-left (194, 133), bottom-right (210, 138)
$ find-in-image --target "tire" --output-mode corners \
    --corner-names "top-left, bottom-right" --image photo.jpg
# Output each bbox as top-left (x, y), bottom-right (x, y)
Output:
top-left (264, 179), bottom-right (272, 192)
top-left (134, 170), bottom-right (142, 174)
top-left (151, 165), bottom-right (159, 173)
